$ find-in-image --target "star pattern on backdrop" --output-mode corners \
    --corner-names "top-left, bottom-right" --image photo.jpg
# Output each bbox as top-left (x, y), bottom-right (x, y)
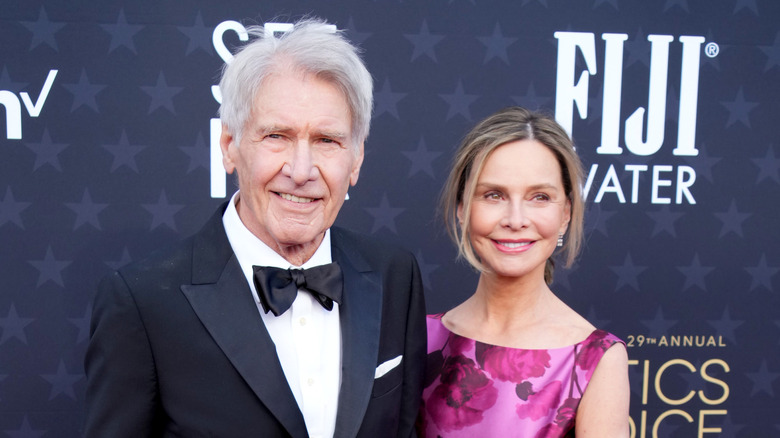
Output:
top-left (373, 78), bottom-right (407, 120)
top-left (609, 253), bottom-right (647, 292)
top-left (714, 199), bottom-right (750, 238)
top-left (521, 0), bottom-right (549, 7)
top-left (3, 416), bottom-right (47, 438)
top-left (625, 29), bottom-right (651, 68)
top-left (0, 304), bottom-right (34, 345)
top-left (733, 0), bottom-right (759, 15)
top-left (759, 31), bottom-right (780, 72)
top-left (682, 146), bottom-right (721, 183)
top-left (752, 144), bottom-right (780, 184)
top-left (179, 133), bottom-right (210, 173)
top-left (0, 187), bottom-right (31, 229)
top-left (404, 20), bottom-right (444, 62)
top-left (592, 0), bottom-right (619, 10)
top-left (746, 360), bottom-right (779, 397)
top-left (721, 87), bottom-right (758, 128)
top-left (26, 128), bottom-right (68, 172)
top-left (401, 138), bottom-right (441, 178)
top-left (646, 205), bottom-right (684, 237)
top-left (41, 361), bottom-right (83, 401)
top-left (141, 72), bottom-right (184, 114)
top-left (0, 66), bottom-right (28, 93)
top-left (103, 130), bottom-right (147, 172)
top-left (678, 253), bottom-right (715, 291)
top-left (62, 69), bottom-right (106, 112)
top-left (28, 246), bottom-right (72, 288)
top-left (68, 304), bottom-right (92, 344)
top-left (343, 17), bottom-right (371, 46)
top-left (65, 189), bottom-right (108, 231)
top-left (477, 23), bottom-right (517, 64)
top-left (640, 307), bottom-right (678, 338)
top-left (142, 191), bottom-right (184, 231)
top-left (663, 0), bottom-right (689, 12)
top-left (101, 9), bottom-right (143, 54)
top-left (745, 254), bottom-right (777, 292)
top-left (584, 204), bottom-right (616, 237)
top-left (178, 12), bottom-right (214, 56)
top-left (440, 80), bottom-right (479, 121)
top-left (706, 308), bottom-right (744, 345)
top-left (718, 415), bottom-right (747, 437)
top-left (365, 193), bottom-right (404, 234)
top-left (512, 82), bottom-right (551, 110)
top-left (20, 7), bottom-right (64, 51)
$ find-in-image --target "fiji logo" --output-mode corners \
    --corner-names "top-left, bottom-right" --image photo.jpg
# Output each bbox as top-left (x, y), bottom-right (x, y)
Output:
top-left (553, 32), bottom-right (720, 205)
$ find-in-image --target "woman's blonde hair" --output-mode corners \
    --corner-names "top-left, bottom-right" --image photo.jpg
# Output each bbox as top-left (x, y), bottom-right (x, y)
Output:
top-left (440, 107), bottom-right (585, 284)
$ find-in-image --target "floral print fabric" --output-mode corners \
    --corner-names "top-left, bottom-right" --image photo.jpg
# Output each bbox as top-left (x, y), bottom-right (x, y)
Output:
top-left (418, 314), bottom-right (623, 438)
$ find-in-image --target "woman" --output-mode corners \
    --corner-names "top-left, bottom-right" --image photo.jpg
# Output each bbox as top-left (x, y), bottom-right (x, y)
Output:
top-left (419, 107), bottom-right (629, 437)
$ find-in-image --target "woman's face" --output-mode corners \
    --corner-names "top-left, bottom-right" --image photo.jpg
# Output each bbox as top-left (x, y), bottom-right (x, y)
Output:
top-left (461, 139), bottom-right (571, 280)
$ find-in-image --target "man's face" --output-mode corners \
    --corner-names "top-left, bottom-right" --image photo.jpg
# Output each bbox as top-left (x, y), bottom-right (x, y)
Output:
top-left (220, 70), bottom-right (363, 262)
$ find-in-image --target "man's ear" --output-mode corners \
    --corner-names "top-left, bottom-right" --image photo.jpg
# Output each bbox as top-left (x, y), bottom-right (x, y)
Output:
top-left (349, 141), bottom-right (365, 186)
top-left (220, 124), bottom-right (236, 174)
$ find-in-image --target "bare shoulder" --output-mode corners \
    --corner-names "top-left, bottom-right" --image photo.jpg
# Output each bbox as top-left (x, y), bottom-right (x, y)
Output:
top-left (576, 341), bottom-right (630, 437)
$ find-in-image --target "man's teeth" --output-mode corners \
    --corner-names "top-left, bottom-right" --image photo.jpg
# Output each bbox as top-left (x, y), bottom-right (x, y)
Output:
top-left (279, 193), bottom-right (315, 203)
top-left (501, 241), bottom-right (530, 248)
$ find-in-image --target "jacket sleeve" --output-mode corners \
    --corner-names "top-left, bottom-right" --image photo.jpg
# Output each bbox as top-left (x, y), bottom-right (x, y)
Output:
top-left (83, 271), bottom-right (161, 437)
top-left (397, 254), bottom-right (427, 438)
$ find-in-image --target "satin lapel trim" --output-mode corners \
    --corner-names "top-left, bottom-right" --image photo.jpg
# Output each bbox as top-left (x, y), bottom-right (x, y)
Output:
top-left (180, 256), bottom-right (308, 438)
top-left (332, 239), bottom-right (383, 438)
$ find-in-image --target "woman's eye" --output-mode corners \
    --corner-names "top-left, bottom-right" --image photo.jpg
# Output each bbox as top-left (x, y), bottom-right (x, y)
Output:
top-left (485, 192), bottom-right (502, 200)
top-left (532, 194), bottom-right (550, 201)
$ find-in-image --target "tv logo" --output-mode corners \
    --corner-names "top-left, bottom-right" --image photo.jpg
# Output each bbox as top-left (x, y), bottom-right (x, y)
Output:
top-left (0, 69), bottom-right (58, 140)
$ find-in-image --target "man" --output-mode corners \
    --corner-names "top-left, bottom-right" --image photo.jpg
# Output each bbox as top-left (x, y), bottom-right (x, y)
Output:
top-left (84, 18), bottom-right (426, 438)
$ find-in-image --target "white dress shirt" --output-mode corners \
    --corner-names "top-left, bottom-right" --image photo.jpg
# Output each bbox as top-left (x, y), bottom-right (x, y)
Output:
top-left (222, 191), bottom-right (341, 438)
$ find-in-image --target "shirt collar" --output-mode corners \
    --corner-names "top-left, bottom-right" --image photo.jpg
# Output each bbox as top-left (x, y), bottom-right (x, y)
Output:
top-left (222, 191), bottom-right (333, 285)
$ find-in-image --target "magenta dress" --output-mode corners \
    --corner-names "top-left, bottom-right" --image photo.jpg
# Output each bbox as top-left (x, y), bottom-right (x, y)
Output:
top-left (418, 314), bottom-right (624, 438)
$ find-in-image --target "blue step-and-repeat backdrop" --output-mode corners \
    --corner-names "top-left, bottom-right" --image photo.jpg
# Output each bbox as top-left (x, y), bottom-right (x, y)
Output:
top-left (1, 0), bottom-right (778, 436)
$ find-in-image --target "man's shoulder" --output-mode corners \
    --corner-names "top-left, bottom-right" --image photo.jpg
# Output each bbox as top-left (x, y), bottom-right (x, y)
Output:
top-left (114, 204), bottom-right (229, 283)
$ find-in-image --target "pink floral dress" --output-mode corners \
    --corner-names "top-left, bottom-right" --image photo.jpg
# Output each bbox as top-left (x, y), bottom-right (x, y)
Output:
top-left (418, 314), bottom-right (623, 438)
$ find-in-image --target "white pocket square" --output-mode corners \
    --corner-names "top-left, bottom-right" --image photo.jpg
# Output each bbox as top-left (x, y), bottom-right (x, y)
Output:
top-left (374, 355), bottom-right (403, 379)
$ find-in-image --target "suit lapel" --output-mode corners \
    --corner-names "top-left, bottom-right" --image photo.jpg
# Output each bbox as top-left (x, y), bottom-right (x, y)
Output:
top-left (332, 228), bottom-right (383, 437)
top-left (180, 206), bottom-right (308, 438)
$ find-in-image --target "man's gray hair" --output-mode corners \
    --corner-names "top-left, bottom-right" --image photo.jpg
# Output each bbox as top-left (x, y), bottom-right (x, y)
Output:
top-left (218, 17), bottom-right (373, 148)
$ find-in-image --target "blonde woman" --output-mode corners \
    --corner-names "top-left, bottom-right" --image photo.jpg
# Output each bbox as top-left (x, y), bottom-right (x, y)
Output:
top-left (419, 107), bottom-right (629, 437)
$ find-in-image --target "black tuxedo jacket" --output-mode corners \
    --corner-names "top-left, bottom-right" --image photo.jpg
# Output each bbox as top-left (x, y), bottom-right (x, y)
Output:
top-left (84, 204), bottom-right (426, 437)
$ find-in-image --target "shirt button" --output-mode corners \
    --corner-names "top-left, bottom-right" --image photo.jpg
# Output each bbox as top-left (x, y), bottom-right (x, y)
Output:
top-left (299, 317), bottom-right (307, 326)
top-left (308, 377), bottom-right (315, 386)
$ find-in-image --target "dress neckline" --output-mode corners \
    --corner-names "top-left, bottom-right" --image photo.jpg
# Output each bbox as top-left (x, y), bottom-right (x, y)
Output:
top-left (429, 313), bottom-right (605, 351)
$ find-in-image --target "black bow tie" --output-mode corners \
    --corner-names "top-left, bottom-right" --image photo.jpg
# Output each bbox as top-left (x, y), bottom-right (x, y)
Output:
top-left (252, 263), bottom-right (343, 316)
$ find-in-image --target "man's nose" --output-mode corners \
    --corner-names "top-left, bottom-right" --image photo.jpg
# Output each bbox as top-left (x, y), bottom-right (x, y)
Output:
top-left (283, 141), bottom-right (318, 184)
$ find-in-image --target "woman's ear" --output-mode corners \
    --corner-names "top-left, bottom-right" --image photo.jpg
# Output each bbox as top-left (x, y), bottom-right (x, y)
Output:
top-left (560, 199), bottom-right (571, 235)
